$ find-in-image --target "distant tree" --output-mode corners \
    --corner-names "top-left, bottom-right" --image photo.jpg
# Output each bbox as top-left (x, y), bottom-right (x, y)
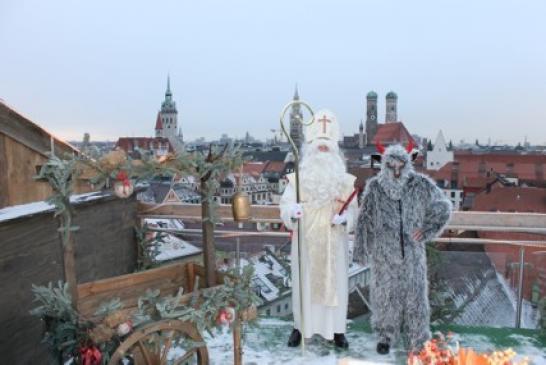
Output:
top-left (427, 140), bottom-right (433, 151)
top-left (475, 139), bottom-right (480, 146)
top-left (448, 140), bottom-right (453, 151)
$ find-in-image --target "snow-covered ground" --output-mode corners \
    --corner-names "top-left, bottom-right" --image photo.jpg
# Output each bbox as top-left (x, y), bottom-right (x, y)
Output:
top-left (170, 318), bottom-right (546, 365)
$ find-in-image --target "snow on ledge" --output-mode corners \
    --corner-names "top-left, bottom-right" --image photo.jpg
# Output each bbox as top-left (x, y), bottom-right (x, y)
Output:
top-left (0, 191), bottom-right (111, 223)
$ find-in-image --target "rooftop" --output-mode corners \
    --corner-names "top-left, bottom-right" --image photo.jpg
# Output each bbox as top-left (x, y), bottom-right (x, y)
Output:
top-left (473, 186), bottom-right (546, 213)
top-left (372, 122), bottom-right (416, 146)
top-left (202, 318), bottom-right (546, 364)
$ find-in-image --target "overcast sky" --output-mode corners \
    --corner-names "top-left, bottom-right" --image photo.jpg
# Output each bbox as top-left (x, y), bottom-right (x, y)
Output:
top-left (1, 0), bottom-right (545, 144)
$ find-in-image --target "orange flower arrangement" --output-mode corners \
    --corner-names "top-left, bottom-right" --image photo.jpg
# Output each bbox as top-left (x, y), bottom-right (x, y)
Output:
top-left (407, 333), bottom-right (530, 365)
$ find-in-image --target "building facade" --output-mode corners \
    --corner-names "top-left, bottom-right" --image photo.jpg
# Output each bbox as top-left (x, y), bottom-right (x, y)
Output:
top-left (427, 130), bottom-right (454, 170)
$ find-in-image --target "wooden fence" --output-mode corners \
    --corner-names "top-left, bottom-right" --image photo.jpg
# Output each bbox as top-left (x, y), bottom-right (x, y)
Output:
top-left (0, 194), bottom-right (138, 364)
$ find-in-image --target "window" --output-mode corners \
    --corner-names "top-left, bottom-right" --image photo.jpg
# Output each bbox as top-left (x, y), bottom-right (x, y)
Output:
top-left (284, 303), bottom-right (288, 310)
top-left (266, 309), bottom-right (271, 316)
top-left (277, 305), bottom-right (281, 313)
top-left (451, 191), bottom-right (456, 198)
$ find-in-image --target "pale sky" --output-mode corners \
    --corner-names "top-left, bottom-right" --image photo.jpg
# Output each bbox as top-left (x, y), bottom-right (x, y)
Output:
top-left (1, 0), bottom-right (545, 144)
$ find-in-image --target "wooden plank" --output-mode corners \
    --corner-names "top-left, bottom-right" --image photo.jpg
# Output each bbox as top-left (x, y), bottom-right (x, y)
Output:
top-left (77, 263), bottom-right (186, 299)
top-left (0, 103), bottom-right (77, 157)
top-left (74, 197), bottom-right (138, 283)
top-left (0, 134), bottom-right (9, 208)
top-left (138, 202), bottom-right (282, 222)
top-left (450, 211), bottom-right (546, 232)
top-left (77, 263), bottom-right (223, 318)
top-left (3, 135), bottom-right (52, 206)
top-left (78, 279), bottom-right (183, 317)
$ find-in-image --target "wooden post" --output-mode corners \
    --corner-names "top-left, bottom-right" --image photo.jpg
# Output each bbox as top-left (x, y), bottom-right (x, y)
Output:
top-left (63, 232), bottom-right (79, 307)
top-left (201, 180), bottom-right (217, 288)
top-left (233, 318), bottom-right (242, 365)
top-left (59, 207), bottom-right (78, 308)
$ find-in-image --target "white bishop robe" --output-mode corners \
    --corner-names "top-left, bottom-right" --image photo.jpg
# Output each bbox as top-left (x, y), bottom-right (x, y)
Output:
top-left (279, 172), bottom-right (358, 340)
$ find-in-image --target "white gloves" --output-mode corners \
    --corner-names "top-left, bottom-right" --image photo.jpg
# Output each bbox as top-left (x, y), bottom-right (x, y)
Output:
top-left (331, 212), bottom-right (348, 225)
top-left (290, 203), bottom-right (304, 220)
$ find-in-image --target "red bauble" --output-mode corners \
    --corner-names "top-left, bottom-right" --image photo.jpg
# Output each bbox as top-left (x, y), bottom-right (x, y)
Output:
top-left (80, 345), bottom-right (102, 365)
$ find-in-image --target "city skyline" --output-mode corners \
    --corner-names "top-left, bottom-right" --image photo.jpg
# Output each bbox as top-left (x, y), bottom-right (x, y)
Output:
top-left (1, 1), bottom-right (546, 144)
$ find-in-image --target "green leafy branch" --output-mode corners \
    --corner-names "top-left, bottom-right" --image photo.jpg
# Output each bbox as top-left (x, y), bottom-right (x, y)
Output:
top-left (34, 154), bottom-right (80, 245)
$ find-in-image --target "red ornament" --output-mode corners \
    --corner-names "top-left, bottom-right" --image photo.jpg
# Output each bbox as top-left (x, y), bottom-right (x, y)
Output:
top-left (216, 307), bottom-right (235, 326)
top-left (116, 320), bottom-right (133, 337)
top-left (114, 170), bottom-right (133, 198)
top-left (116, 170), bottom-right (130, 187)
top-left (80, 345), bottom-right (102, 365)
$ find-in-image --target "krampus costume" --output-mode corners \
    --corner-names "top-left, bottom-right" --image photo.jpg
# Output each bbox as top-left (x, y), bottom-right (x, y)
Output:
top-left (354, 143), bottom-right (452, 354)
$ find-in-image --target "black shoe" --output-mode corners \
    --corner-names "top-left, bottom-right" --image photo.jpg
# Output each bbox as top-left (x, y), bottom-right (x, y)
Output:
top-left (334, 333), bottom-right (349, 349)
top-left (376, 337), bottom-right (391, 355)
top-left (287, 328), bottom-right (302, 347)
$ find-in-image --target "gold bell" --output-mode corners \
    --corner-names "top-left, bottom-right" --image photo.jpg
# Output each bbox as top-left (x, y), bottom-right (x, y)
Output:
top-left (231, 191), bottom-right (251, 222)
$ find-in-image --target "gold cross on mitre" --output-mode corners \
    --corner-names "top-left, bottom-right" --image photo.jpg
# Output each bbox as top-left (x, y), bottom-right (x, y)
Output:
top-left (317, 115), bottom-right (331, 133)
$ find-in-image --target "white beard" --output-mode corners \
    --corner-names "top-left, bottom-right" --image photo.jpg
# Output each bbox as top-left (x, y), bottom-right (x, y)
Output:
top-left (299, 140), bottom-right (347, 207)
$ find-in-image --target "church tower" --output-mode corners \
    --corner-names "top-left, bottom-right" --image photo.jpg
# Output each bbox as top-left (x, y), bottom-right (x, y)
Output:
top-left (289, 85), bottom-right (304, 150)
top-left (385, 91), bottom-right (398, 123)
top-left (159, 76), bottom-right (178, 139)
top-left (365, 91), bottom-right (378, 145)
top-left (156, 76), bottom-right (184, 153)
top-left (358, 119), bottom-right (365, 149)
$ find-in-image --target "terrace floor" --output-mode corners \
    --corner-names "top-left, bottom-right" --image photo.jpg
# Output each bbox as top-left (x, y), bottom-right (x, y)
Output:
top-left (203, 318), bottom-right (546, 365)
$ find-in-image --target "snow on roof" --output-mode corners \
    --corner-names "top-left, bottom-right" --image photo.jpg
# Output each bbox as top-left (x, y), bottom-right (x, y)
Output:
top-left (143, 218), bottom-right (200, 262)
top-left (0, 191), bottom-right (110, 223)
top-left (155, 234), bottom-right (202, 261)
top-left (241, 251), bottom-right (289, 303)
top-left (144, 218), bottom-right (185, 231)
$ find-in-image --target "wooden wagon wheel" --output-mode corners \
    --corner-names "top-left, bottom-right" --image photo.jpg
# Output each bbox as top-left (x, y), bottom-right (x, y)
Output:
top-left (108, 319), bottom-right (209, 365)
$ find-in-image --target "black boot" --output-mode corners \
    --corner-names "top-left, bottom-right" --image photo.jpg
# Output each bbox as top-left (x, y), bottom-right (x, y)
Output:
top-left (376, 337), bottom-right (391, 355)
top-left (334, 333), bottom-right (349, 349)
top-left (287, 328), bottom-right (302, 347)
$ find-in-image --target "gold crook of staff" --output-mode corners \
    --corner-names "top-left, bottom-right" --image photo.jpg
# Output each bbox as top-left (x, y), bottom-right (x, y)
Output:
top-left (279, 100), bottom-right (314, 353)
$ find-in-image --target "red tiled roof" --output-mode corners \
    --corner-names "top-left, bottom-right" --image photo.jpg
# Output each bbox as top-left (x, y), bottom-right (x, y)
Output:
top-left (372, 122), bottom-right (416, 146)
top-left (155, 112), bottom-right (162, 130)
top-left (427, 152), bottom-right (546, 189)
top-left (115, 137), bottom-right (174, 152)
top-left (471, 186), bottom-right (546, 213)
top-left (242, 162), bottom-right (266, 175)
top-left (263, 161), bottom-right (285, 173)
top-left (453, 152), bottom-right (545, 181)
top-left (462, 176), bottom-right (497, 188)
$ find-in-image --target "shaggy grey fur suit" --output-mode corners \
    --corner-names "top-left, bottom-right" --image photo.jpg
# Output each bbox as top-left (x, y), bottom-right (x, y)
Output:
top-left (354, 145), bottom-right (452, 351)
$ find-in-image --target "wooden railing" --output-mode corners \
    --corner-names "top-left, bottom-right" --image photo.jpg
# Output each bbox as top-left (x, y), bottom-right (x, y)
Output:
top-left (138, 201), bottom-right (546, 328)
